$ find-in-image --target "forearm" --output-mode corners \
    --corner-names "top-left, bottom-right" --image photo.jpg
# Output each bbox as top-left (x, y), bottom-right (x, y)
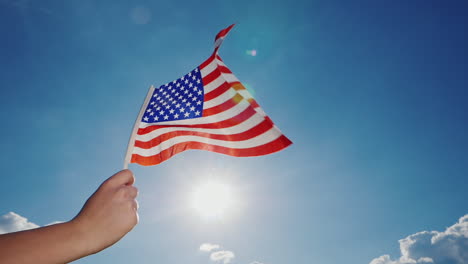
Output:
top-left (0, 220), bottom-right (93, 264)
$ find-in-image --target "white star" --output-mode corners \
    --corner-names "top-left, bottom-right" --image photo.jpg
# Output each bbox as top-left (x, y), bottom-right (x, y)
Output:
top-left (159, 110), bottom-right (165, 115)
top-left (153, 94), bottom-right (158, 98)
top-left (164, 115), bottom-right (169, 120)
top-left (143, 116), bottom-right (149, 121)
top-left (189, 83), bottom-right (193, 88)
top-left (178, 95), bottom-right (183, 100)
top-left (180, 107), bottom-right (185, 112)
top-left (188, 93), bottom-right (193, 98)
top-left (184, 79), bottom-right (189, 84)
top-left (146, 109), bottom-right (152, 113)
top-left (195, 110), bottom-right (200, 116)
top-left (159, 88), bottom-right (163, 93)
top-left (163, 91), bottom-right (167, 95)
top-left (192, 75), bottom-right (196, 80)
top-left (182, 98), bottom-right (187, 103)
top-left (181, 76), bottom-right (185, 80)
top-left (196, 100), bottom-right (202, 105)
top-left (197, 90), bottom-right (202, 95)
top-left (150, 101), bottom-right (155, 105)
top-left (190, 106), bottom-right (195, 111)
top-left (192, 96), bottom-right (197, 101)
top-left (184, 112), bottom-right (190, 117)
top-left (165, 83), bottom-right (169, 87)
top-left (186, 102), bottom-right (192, 107)
top-left (196, 79), bottom-right (201, 84)
top-left (188, 72), bottom-right (192, 77)
top-left (156, 106), bottom-right (161, 110)
top-left (174, 113), bottom-right (179, 119)
top-left (169, 85), bottom-right (173, 89)
top-left (176, 103), bottom-right (181, 108)
top-left (169, 109), bottom-right (175, 114)
top-left (154, 116), bottom-right (159, 121)
top-left (172, 80), bottom-right (177, 84)
top-left (184, 90), bottom-right (189, 94)
top-left (175, 92), bottom-right (180, 96)
top-left (165, 105), bottom-right (170, 109)
top-left (194, 68), bottom-right (198, 72)
top-left (149, 112), bottom-right (154, 116)
top-left (176, 83), bottom-right (180, 87)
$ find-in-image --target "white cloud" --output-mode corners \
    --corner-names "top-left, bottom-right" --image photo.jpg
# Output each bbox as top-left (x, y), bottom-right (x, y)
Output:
top-left (200, 243), bottom-right (221, 252)
top-left (370, 214), bottom-right (468, 264)
top-left (210, 250), bottom-right (235, 264)
top-left (0, 212), bottom-right (39, 234)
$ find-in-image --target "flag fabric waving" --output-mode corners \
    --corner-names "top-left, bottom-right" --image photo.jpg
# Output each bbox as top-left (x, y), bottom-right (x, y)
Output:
top-left (124, 24), bottom-right (292, 167)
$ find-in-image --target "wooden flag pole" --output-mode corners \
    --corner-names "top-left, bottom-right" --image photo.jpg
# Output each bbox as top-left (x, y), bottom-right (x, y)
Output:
top-left (123, 85), bottom-right (155, 169)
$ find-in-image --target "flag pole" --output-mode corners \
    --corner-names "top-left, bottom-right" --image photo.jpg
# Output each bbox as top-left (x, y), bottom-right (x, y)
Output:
top-left (123, 85), bottom-right (155, 169)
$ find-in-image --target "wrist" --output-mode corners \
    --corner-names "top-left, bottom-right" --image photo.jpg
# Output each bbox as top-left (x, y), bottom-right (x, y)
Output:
top-left (67, 218), bottom-right (99, 256)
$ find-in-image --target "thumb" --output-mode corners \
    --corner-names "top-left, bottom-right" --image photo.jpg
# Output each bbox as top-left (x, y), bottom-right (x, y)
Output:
top-left (105, 169), bottom-right (135, 187)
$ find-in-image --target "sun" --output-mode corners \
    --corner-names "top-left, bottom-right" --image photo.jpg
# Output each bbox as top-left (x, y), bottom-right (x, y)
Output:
top-left (191, 182), bottom-right (233, 220)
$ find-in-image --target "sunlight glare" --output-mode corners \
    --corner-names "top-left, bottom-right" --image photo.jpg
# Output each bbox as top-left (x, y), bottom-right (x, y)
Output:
top-left (191, 182), bottom-right (233, 220)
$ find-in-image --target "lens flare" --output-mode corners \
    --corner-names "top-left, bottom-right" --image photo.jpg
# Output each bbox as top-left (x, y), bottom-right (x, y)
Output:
top-left (246, 49), bottom-right (257, 56)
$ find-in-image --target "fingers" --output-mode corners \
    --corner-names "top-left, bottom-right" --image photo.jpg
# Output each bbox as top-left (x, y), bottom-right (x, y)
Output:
top-left (106, 170), bottom-right (135, 187)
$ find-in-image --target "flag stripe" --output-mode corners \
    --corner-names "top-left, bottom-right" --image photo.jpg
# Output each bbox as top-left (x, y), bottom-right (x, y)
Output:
top-left (130, 135), bottom-right (291, 166)
top-left (135, 118), bottom-right (274, 149)
top-left (138, 105), bottom-right (257, 133)
top-left (204, 88), bottom-right (237, 108)
top-left (204, 81), bottom-right (231, 101)
top-left (203, 93), bottom-right (243, 117)
top-left (135, 112), bottom-right (266, 142)
top-left (133, 126), bottom-right (284, 157)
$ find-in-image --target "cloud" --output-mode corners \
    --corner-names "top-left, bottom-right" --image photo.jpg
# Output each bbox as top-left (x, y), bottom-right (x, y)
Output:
top-left (210, 250), bottom-right (235, 264)
top-left (0, 212), bottom-right (39, 234)
top-left (370, 214), bottom-right (468, 264)
top-left (200, 243), bottom-right (221, 252)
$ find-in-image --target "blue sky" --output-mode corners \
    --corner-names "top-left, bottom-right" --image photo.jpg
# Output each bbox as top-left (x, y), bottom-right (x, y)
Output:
top-left (1, 0), bottom-right (467, 263)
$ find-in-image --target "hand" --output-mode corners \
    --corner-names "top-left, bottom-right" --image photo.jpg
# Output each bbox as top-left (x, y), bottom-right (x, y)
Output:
top-left (72, 169), bottom-right (139, 254)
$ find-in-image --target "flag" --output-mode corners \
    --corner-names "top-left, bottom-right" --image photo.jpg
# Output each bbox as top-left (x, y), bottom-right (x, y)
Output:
top-left (124, 24), bottom-right (292, 167)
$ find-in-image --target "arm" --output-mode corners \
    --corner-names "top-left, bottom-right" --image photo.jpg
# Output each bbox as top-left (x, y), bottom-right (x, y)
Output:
top-left (0, 170), bottom-right (139, 264)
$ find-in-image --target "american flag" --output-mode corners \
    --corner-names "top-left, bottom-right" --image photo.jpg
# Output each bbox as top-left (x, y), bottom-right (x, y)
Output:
top-left (124, 24), bottom-right (292, 167)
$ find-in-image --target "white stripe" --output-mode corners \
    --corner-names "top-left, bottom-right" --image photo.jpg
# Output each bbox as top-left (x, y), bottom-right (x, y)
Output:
top-left (200, 59), bottom-right (217, 77)
top-left (237, 89), bottom-right (253, 100)
top-left (133, 127), bottom-right (283, 157)
top-left (214, 37), bottom-right (225, 49)
top-left (204, 88), bottom-right (238, 109)
top-left (136, 112), bottom-right (266, 142)
top-left (203, 74), bottom-right (225, 93)
top-left (138, 99), bottom-right (251, 128)
top-left (215, 58), bottom-right (226, 67)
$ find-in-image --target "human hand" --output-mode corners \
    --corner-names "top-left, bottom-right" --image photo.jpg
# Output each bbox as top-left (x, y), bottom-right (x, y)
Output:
top-left (71, 169), bottom-right (139, 254)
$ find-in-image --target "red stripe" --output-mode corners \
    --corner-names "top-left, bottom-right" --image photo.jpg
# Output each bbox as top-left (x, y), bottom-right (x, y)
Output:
top-left (202, 93), bottom-right (243, 117)
top-left (201, 67), bottom-right (221, 86)
top-left (204, 81), bottom-right (231, 101)
top-left (131, 134), bottom-right (292, 166)
top-left (137, 106), bottom-right (257, 135)
top-left (199, 53), bottom-right (216, 69)
top-left (135, 118), bottom-right (274, 149)
top-left (215, 24), bottom-right (235, 42)
top-left (218, 65), bottom-right (232, 74)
